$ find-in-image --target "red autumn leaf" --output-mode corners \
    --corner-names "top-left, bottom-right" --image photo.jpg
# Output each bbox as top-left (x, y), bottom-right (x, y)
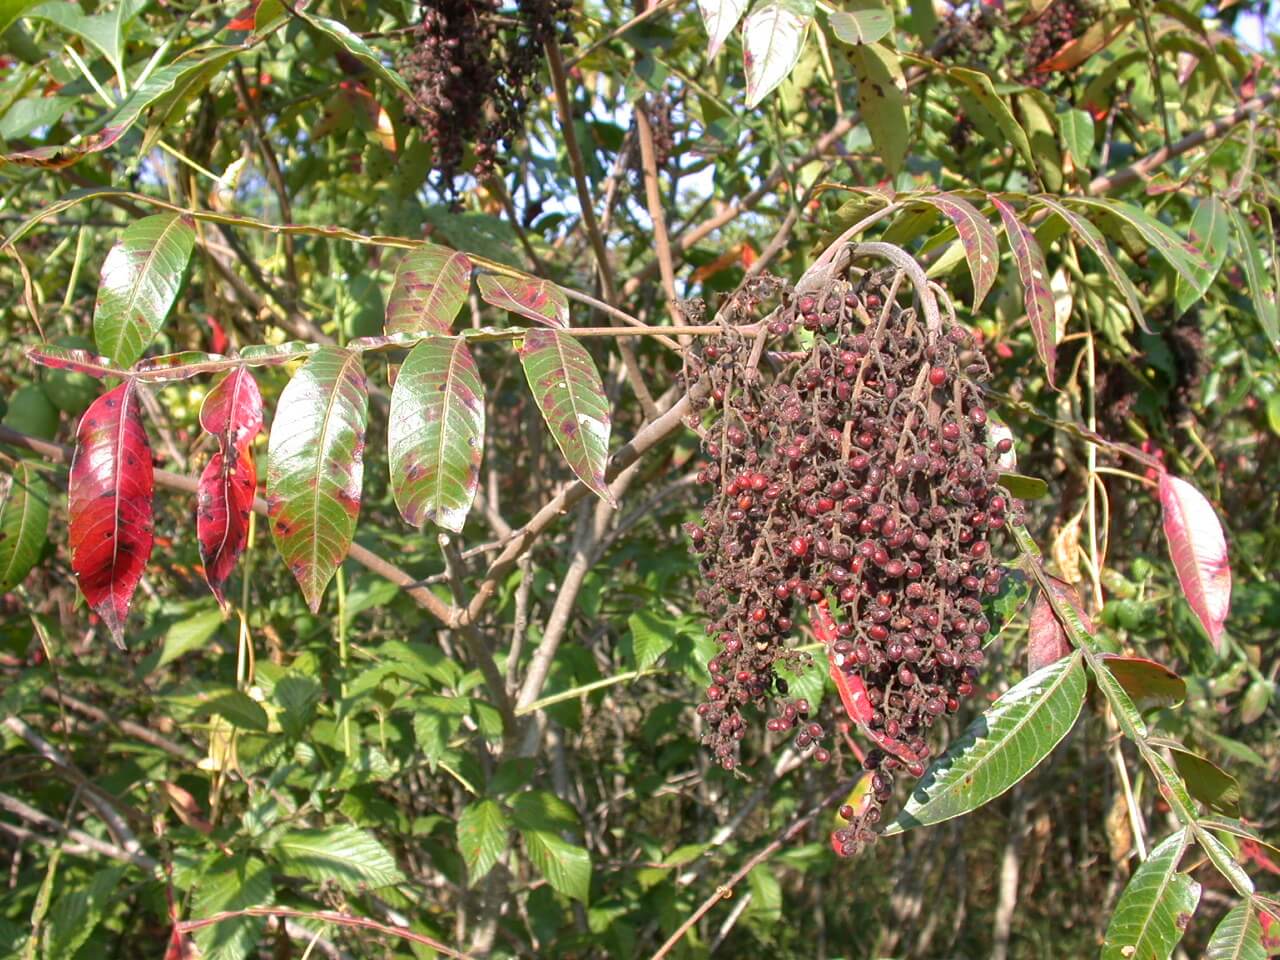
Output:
top-left (1027, 574), bottom-right (1091, 672)
top-left (68, 383), bottom-right (155, 645)
top-left (815, 600), bottom-right (922, 763)
top-left (1158, 472), bottom-right (1231, 649)
top-left (197, 368), bottom-right (264, 606)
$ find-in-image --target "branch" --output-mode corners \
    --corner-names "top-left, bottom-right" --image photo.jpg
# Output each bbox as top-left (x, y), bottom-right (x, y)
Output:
top-left (40, 686), bottom-right (199, 763)
top-left (1088, 83), bottom-right (1280, 194)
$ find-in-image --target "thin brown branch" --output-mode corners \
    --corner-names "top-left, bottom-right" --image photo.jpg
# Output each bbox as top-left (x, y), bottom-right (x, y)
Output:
top-left (1087, 83), bottom-right (1280, 194)
top-left (176, 907), bottom-right (475, 960)
top-left (0, 791), bottom-right (158, 871)
top-left (649, 777), bottom-right (857, 960)
top-left (544, 39), bottom-right (661, 420)
top-left (40, 686), bottom-right (199, 762)
top-left (635, 100), bottom-right (683, 329)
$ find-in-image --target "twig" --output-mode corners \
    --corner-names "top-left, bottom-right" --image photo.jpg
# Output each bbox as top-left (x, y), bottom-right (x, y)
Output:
top-left (543, 38), bottom-right (660, 420)
top-left (176, 907), bottom-right (475, 960)
top-left (649, 778), bottom-right (856, 960)
top-left (3, 715), bottom-right (148, 863)
top-left (40, 687), bottom-right (199, 762)
top-left (0, 791), bottom-right (158, 871)
top-left (565, 0), bottom-right (679, 70)
top-left (635, 99), bottom-right (683, 329)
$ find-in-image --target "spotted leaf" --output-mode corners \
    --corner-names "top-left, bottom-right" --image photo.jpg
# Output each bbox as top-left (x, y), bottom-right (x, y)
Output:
top-left (93, 213), bottom-right (196, 368)
top-left (197, 368), bottom-right (264, 606)
top-left (1102, 831), bottom-right (1200, 960)
top-left (385, 244), bottom-right (472, 336)
top-left (266, 348), bottom-right (369, 612)
top-left (519, 330), bottom-right (615, 506)
top-left (994, 197), bottom-right (1056, 387)
top-left (388, 337), bottom-right (484, 532)
top-left (68, 383), bottom-right (155, 645)
top-left (477, 274), bottom-right (568, 329)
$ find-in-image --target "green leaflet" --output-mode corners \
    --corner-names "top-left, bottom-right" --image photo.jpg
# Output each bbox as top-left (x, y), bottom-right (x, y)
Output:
top-left (1206, 901), bottom-right (1266, 960)
top-left (883, 653), bottom-right (1086, 834)
top-left (93, 213), bottom-right (196, 368)
top-left (519, 329), bottom-right (615, 506)
top-left (0, 460), bottom-right (50, 592)
top-left (457, 799), bottom-right (511, 886)
top-left (388, 337), bottom-right (485, 532)
top-left (1102, 831), bottom-right (1200, 960)
top-left (266, 347), bottom-right (369, 612)
top-left (274, 825), bottom-right (405, 892)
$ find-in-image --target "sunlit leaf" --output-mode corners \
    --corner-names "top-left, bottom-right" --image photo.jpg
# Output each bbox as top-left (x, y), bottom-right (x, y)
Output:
top-left (1067, 197), bottom-right (1214, 304)
top-left (1058, 108), bottom-right (1095, 170)
top-left (1102, 831), bottom-right (1200, 960)
top-left (1158, 472), bottom-right (1231, 649)
top-left (742, 0), bottom-right (812, 109)
top-left (698, 0), bottom-right (748, 58)
top-left (93, 213), bottom-right (196, 368)
top-left (994, 198), bottom-right (1056, 386)
top-left (385, 244), bottom-right (473, 337)
top-left (519, 330), bottom-right (615, 506)
top-left (828, 2), bottom-right (893, 45)
top-left (1226, 206), bottom-right (1280, 356)
top-left (883, 653), bottom-right (1086, 834)
top-left (1175, 197), bottom-right (1231, 315)
top-left (388, 337), bottom-right (484, 532)
top-left (68, 383), bottom-right (155, 645)
top-left (292, 10), bottom-right (412, 96)
top-left (1033, 195), bottom-right (1147, 331)
top-left (267, 348), bottom-right (369, 612)
top-left (192, 854), bottom-right (273, 960)
top-left (947, 68), bottom-right (1035, 173)
top-left (275, 825), bottom-right (405, 892)
top-left (457, 799), bottom-right (510, 887)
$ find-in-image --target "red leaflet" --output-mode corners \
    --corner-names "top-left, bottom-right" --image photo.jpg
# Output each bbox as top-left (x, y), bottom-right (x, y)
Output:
top-left (1158, 472), bottom-right (1231, 649)
top-left (197, 368), bottom-right (264, 606)
top-left (814, 600), bottom-right (922, 763)
top-left (68, 383), bottom-right (155, 646)
top-left (1027, 574), bottom-right (1091, 672)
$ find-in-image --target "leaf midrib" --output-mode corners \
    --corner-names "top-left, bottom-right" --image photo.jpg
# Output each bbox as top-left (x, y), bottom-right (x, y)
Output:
top-left (104, 214), bottom-right (187, 363)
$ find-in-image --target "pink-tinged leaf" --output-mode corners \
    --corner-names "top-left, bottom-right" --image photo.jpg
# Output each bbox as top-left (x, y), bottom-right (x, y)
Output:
top-left (197, 368), bottom-right (264, 606)
top-left (68, 383), bottom-right (155, 645)
top-left (266, 348), bottom-right (369, 612)
top-left (1101, 656), bottom-right (1187, 711)
top-left (388, 337), bottom-right (485, 532)
top-left (385, 244), bottom-right (472, 336)
top-left (27, 344), bottom-right (126, 380)
top-left (915, 193), bottom-right (999, 309)
top-left (1027, 574), bottom-right (1091, 672)
top-left (993, 197), bottom-right (1056, 387)
top-left (519, 330), bottom-right (615, 505)
top-left (1158, 472), bottom-right (1231, 649)
top-left (93, 213), bottom-right (197, 368)
top-left (478, 274), bottom-right (569, 329)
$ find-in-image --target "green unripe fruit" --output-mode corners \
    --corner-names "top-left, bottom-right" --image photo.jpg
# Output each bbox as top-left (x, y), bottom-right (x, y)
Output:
top-left (41, 335), bottom-right (99, 415)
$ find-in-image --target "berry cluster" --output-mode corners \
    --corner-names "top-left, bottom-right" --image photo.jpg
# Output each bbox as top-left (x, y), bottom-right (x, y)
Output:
top-left (684, 264), bottom-right (1019, 857)
top-left (1021, 0), bottom-right (1094, 87)
top-left (400, 0), bottom-right (573, 186)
